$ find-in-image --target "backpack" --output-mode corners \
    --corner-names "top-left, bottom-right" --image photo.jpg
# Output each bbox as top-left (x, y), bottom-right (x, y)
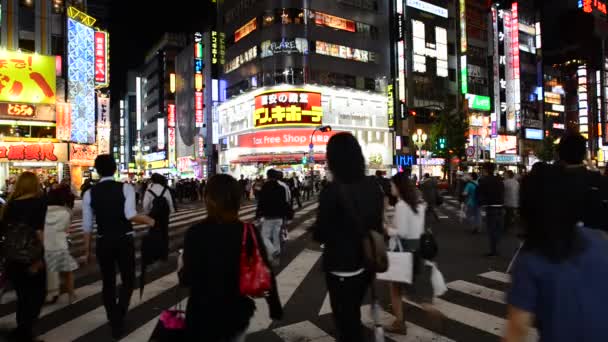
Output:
top-left (148, 187), bottom-right (170, 221)
top-left (0, 221), bottom-right (43, 265)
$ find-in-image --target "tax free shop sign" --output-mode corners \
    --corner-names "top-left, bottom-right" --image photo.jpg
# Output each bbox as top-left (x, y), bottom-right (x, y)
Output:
top-left (238, 129), bottom-right (337, 148)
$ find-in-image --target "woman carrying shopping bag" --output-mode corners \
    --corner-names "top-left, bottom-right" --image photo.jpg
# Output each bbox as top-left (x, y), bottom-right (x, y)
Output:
top-left (44, 188), bottom-right (78, 304)
top-left (179, 174), bottom-right (282, 342)
top-left (381, 172), bottom-right (443, 335)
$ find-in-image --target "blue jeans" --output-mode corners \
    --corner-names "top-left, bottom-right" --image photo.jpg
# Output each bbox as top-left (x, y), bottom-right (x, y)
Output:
top-left (261, 218), bottom-right (283, 257)
top-left (486, 207), bottom-right (505, 254)
top-left (466, 205), bottom-right (481, 228)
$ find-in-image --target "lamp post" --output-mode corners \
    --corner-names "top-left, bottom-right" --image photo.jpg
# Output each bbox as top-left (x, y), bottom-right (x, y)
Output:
top-left (412, 128), bottom-right (427, 181)
top-left (308, 125), bottom-right (332, 168)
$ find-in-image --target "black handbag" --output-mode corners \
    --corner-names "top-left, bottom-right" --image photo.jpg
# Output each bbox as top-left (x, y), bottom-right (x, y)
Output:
top-left (419, 228), bottom-right (438, 260)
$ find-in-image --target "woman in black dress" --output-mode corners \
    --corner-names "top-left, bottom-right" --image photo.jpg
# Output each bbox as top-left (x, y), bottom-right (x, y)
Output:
top-left (179, 174), bottom-right (282, 341)
top-left (2, 172), bottom-right (48, 342)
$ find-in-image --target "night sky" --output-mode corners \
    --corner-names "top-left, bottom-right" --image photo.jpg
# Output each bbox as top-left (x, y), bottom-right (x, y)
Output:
top-left (108, 0), bottom-right (212, 100)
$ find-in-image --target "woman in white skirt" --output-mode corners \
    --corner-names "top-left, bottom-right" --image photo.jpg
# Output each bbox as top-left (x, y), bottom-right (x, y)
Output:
top-left (44, 188), bottom-right (78, 304)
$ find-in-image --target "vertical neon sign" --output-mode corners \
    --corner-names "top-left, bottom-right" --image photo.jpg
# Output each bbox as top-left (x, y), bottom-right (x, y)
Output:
top-left (511, 2), bottom-right (521, 129)
top-left (194, 32), bottom-right (204, 128)
top-left (460, 0), bottom-right (468, 94)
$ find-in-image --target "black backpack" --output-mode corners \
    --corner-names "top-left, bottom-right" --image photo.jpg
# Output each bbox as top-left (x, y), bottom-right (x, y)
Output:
top-left (148, 187), bottom-right (170, 221)
top-left (0, 221), bottom-right (43, 265)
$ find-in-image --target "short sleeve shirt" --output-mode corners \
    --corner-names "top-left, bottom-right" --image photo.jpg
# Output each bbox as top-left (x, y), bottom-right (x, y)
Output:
top-left (508, 228), bottom-right (608, 342)
top-left (463, 182), bottom-right (478, 208)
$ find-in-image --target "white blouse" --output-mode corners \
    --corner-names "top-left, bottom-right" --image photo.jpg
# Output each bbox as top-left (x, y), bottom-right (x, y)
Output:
top-left (388, 200), bottom-right (427, 240)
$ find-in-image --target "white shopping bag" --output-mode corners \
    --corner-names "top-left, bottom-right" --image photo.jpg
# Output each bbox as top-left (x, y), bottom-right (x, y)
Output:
top-left (377, 239), bottom-right (413, 284)
top-left (429, 262), bottom-right (448, 297)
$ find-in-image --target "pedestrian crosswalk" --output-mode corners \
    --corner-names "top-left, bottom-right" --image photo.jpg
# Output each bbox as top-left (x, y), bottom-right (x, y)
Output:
top-left (0, 194), bottom-right (531, 342)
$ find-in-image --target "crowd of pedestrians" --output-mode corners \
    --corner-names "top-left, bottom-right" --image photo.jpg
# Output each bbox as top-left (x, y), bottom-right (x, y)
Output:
top-left (0, 131), bottom-right (606, 342)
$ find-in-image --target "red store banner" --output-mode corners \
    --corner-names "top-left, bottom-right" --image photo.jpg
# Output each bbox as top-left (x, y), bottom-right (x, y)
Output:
top-left (0, 142), bottom-right (68, 162)
top-left (238, 129), bottom-right (338, 148)
top-left (94, 31), bottom-right (108, 85)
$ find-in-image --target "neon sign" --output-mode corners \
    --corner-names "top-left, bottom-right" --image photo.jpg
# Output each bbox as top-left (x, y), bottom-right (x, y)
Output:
top-left (195, 92), bottom-right (204, 127)
top-left (580, 0), bottom-right (607, 15)
top-left (94, 31), bottom-right (108, 86)
top-left (254, 90), bottom-right (323, 128)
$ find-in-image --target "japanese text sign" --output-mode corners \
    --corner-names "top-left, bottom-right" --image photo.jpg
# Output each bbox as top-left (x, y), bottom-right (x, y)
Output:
top-left (0, 51), bottom-right (56, 105)
top-left (0, 142), bottom-right (67, 162)
top-left (94, 31), bottom-right (108, 86)
top-left (238, 129), bottom-right (337, 148)
top-left (0, 103), bottom-right (35, 117)
top-left (56, 103), bottom-right (72, 141)
top-left (97, 96), bottom-right (110, 127)
top-left (195, 91), bottom-right (204, 127)
top-left (70, 143), bottom-right (97, 165)
top-left (254, 90), bottom-right (323, 128)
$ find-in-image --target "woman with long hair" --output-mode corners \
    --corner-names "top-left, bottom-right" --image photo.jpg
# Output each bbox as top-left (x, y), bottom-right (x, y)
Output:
top-left (2, 172), bottom-right (48, 342)
top-left (179, 174), bottom-right (282, 341)
top-left (44, 187), bottom-right (78, 305)
top-left (384, 172), bottom-right (429, 334)
top-left (504, 165), bottom-right (608, 341)
top-left (312, 132), bottom-right (384, 342)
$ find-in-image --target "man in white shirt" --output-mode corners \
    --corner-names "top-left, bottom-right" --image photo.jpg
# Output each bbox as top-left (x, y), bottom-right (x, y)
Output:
top-left (143, 173), bottom-right (176, 214)
top-left (503, 170), bottom-right (519, 229)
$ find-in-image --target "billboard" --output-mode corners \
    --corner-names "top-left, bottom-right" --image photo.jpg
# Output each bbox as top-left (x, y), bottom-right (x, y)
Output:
top-left (0, 142), bottom-right (68, 162)
top-left (238, 129), bottom-right (337, 148)
top-left (0, 50), bottom-right (56, 104)
top-left (495, 135), bottom-right (517, 154)
top-left (68, 18), bottom-right (96, 144)
top-left (70, 143), bottom-right (98, 166)
top-left (253, 90), bottom-right (323, 128)
top-left (56, 102), bottom-right (71, 141)
top-left (94, 31), bottom-right (109, 87)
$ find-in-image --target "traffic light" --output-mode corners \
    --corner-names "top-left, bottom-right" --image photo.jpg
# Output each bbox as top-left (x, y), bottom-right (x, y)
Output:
top-left (438, 137), bottom-right (446, 150)
top-left (302, 155), bottom-right (308, 164)
top-left (319, 126), bottom-right (332, 133)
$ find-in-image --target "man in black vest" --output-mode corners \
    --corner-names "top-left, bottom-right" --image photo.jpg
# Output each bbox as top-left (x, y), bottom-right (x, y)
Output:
top-left (82, 155), bottom-right (155, 339)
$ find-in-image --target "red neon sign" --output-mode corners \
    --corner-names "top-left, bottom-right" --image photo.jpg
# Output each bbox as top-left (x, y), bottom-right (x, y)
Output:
top-left (0, 143), bottom-right (59, 161)
top-left (195, 91), bottom-right (203, 127)
top-left (582, 0), bottom-right (607, 14)
top-left (94, 31), bottom-right (108, 85)
top-left (168, 104), bottom-right (175, 127)
top-left (511, 2), bottom-right (520, 80)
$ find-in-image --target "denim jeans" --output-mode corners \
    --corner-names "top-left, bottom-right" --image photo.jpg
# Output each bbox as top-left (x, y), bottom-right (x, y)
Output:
top-left (261, 218), bottom-right (283, 257)
top-left (466, 205), bottom-right (481, 228)
top-left (486, 207), bottom-right (505, 254)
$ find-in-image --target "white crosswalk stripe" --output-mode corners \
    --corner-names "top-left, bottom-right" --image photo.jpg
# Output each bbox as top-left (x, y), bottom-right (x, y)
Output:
top-left (0, 195), bottom-right (534, 342)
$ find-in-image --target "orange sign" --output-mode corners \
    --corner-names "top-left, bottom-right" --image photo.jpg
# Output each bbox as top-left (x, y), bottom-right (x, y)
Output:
top-left (235, 17), bottom-right (257, 42)
top-left (0, 142), bottom-right (67, 162)
top-left (55, 103), bottom-right (71, 141)
top-left (315, 12), bottom-right (356, 32)
top-left (0, 103), bottom-right (35, 117)
top-left (254, 90), bottom-right (323, 128)
top-left (0, 51), bottom-right (56, 104)
top-left (70, 143), bottom-right (97, 166)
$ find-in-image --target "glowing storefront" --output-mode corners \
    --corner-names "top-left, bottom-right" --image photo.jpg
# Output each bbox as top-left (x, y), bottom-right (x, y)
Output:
top-left (217, 85), bottom-right (392, 177)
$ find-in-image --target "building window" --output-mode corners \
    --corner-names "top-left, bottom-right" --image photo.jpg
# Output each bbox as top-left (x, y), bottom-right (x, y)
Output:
top-left (448, 68), bottom-right (456, 82)
top-left (19, 0), bottom-right (36, 33)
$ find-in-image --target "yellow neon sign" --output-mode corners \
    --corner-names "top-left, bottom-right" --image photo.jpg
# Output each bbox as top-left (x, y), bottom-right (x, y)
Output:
top-left (67, 6), bottom-right (97, 27)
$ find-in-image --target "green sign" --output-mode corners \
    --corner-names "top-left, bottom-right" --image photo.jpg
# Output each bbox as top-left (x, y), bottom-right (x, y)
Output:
top-left (466, 94), bottom-right (491, 111)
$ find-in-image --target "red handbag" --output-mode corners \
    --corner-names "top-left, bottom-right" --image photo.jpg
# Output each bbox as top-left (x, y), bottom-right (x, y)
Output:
top-left (239, 223), bottom-right (272, 298)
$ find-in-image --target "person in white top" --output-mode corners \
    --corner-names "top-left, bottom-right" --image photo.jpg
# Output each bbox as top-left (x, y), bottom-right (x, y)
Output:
top-left (44, 188), bottom-right (79, 304)
top-left (143, 174), bottom-right (176, 215)
top-left (503, 170), bottom-right (520, 229)
top-left (386, 173), bottom-right (437, 335)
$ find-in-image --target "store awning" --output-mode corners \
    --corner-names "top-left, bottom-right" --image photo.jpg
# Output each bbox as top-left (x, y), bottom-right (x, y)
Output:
top-left (232, 153), bottom-right (327, 164)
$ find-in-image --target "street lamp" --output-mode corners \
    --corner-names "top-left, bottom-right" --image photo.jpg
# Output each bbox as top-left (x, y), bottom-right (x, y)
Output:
top-left (307, 125), bottom-right (332, 174)
top-left (412, 128), bottom-right (427, 181)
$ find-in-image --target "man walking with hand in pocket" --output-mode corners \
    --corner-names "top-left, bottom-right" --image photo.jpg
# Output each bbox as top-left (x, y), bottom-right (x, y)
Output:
top-left (82, 155), bottom-right (155, 339)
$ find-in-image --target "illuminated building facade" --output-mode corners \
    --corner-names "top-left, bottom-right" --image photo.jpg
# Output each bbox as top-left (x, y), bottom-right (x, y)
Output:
top-left (217, 0), bottom-right (393, 176)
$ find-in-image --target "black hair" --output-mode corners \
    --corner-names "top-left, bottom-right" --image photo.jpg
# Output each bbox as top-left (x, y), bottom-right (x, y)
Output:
top-left (151, 173), bottom-right (167, 186)
top-left (205, 174), bottom-right (241, 224)
top-left (391, 172), bottom-right (420, 214)
top-left (94, 155), bottom-right (117, 177)
top-left (47, 188), bottom-right (68, 207)
top-left (326, 132), bottom-right (365, 184)
top-left (483, 162), bottom-right (496, 174)
top-left (471, 172), bottom-right (479, 181)
top-left (558, 132), bottom-right (586, 164)
top-left (520, 164), bottom-right (586, 263)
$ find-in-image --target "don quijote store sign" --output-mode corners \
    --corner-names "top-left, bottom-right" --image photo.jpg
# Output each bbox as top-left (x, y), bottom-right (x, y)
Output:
top-left (0, 142), bottom-right (68, 163)
top-left (254, 90), bottom-right (323, 128)
top-left (238, 129), bottom-right (337, 149)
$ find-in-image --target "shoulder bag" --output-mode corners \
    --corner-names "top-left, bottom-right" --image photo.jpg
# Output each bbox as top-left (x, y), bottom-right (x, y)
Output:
top-left (419, 227), bottom-right (438, 261)
top-left (338, 183), bottom-right (388, 273)
top-left (239, 223), bottom-right (272, 298)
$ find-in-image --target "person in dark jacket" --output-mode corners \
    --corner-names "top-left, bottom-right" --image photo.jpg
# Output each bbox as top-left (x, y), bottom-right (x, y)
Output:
top-left (3, 172), bottom-right (47, 342)
top-left (478, 162), bottom-right (505, 257)
top-left (180, 174), bottom-right (282, 341)
top-left (256, 169), bottom-right (289, 264)
top-left (420, 173), bottom-right (440, 223)
top-left (312, 133), bottom-right (384, 342)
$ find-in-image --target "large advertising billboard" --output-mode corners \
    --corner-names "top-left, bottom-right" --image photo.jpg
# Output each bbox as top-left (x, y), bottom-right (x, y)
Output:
top-left (253, 90), bottom-right (323, 128)
top-left (68, 18), bottom-right (96, 144)
top-left (0, 51), bottom-right (56, 104)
